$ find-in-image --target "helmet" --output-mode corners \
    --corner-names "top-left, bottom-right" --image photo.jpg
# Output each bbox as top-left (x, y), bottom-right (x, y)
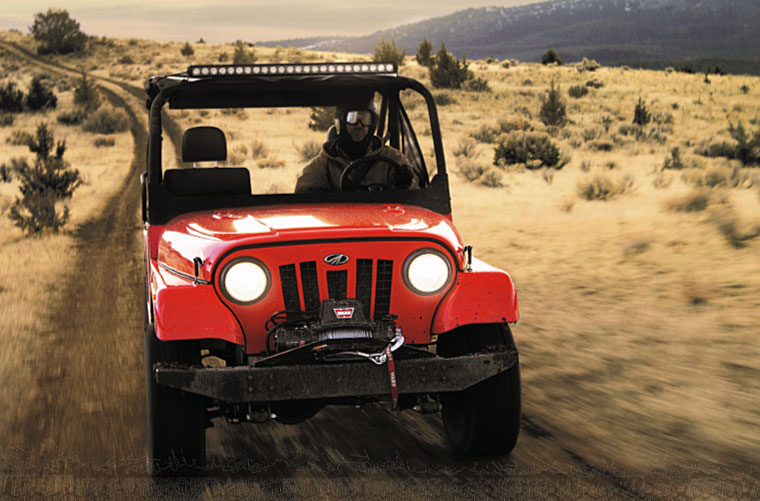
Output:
top-left (336, 99), bottom-right (378, 136)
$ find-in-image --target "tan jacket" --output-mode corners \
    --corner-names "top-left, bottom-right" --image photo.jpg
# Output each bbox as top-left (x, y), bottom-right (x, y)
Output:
top-left (295, 137), bottom-right (416, 193)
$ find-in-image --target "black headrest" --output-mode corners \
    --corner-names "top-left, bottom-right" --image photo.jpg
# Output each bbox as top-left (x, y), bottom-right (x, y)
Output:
top-left (182, 126), bottom-right (226, 162)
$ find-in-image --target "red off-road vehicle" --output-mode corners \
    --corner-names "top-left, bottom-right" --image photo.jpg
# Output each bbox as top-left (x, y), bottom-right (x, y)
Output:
top-left (143, 62), bottom-right (520, 475)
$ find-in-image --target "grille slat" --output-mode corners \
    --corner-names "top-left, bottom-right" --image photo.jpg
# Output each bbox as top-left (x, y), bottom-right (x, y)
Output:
top-left (326, 270), bottom-right (348, 299)
top-left (299, 261), bottom-right (321, 315)
top-left (374, 260), bottom-right (393, 319)
top-left (355, 259), bottom-right (373, 319)
top-left (278, 264), bottom-right (300, 314)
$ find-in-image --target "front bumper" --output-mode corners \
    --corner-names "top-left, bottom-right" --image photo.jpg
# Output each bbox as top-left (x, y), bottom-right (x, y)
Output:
top-left (154, 342), bottom-right (518, 403)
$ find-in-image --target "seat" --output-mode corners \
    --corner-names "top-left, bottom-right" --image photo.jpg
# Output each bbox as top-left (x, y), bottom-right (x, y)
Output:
top-left (163, 126), bottom-right (251, 197)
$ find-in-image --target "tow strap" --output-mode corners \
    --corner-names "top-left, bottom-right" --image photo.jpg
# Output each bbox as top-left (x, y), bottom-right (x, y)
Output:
top-left (384, 344), bottom-right (399, 410)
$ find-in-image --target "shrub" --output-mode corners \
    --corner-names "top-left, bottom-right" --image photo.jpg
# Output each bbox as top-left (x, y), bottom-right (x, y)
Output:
top-left (568, 84), bottom-right (589, 98)
top-left (257, 157), bottom-right (286, 169)
top-left (740, 85), bottom-right (750, 94)
top-left (465, 77), bottom-right (490, 92)
top-left (82, 106), bottom-right (129, 134)
top-left (233, 40), bottom-right (256, 64)
top-left (8, 123), bottom-right (81, 234)
top-left (218, 52), bottom-right (229, 63)
top-left (7, 130), bottom-right (34, 146)
top-left (373, 37), bottom-right (406, 66)
top-left (294, 140), bottom-right (321, 162)
top-left (415, 37), bottom-right (433, 67)
top-left (1, 162), bottom-right (16, 182)
top-left (429, 42), bottom-right (471, 89)
top-left (478, 168), bottom-right (504, 188)
top-left (73, 73), bottom-right (100, 111)
top-left (456, 159), bottom-right (498, 186)
top-left (25, 76), bottom-right (58, 111)
top-left (498, 117), bottom-right (531, 133)
top-left (576, 58), bottom-right (600, 72)
top-left (308, 107), bottom-right (334, 131)
top-left (585, 78), bottom-right (604, 89)
top-left (541, 49), bottom-right (562, 65)
top-left (662, 147), bottom-right (686, 170)
top-left (433, 92), bottom-right (457, 106)
top-left (118, 55), bottom-right (134, 64)
top-left (30, 9), bottom-right (86, 55)
top-left (727, 121), bottom-right (760, 166)
top-left (94, 137), bottom-right (115, 148)
top-left (470, 124), bottom-right (499, 143)
top-left (652, 172), bottom-right (673, 189)
top-left (633, 97), bottom-right (652, 127)
top-left (0, 81), bottom-right (25, 113)
top-left (494, 133), bottom-right (562, 169)
top-left (56, 110), bottom-right (84, 125)
top-left (453, 137), bottom-right (478, 158)
top-left (251, 139), bottom-right (269, 159)
top-left (588, 140), bottom-right (614, 152)
top-left (180, 42), bottom-right (195, 57)
top-left (539, 81), bottom-right (567, 127)
top-left (577, 174), bottom-right (634, 201)
top-left (0, 114), bottom-right (14, 127)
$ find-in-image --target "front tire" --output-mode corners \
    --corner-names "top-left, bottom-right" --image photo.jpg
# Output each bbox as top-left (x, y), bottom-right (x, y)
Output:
top-left (437, 323), bottom-right (521, 457)
top-left (145, 323), bottom-right (207, 476)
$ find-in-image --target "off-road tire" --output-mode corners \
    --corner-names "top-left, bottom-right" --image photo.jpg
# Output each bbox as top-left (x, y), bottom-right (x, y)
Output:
top-left (145, 322), bottom-right (207, 476)
top-left (438, 323), bottom-right (521, 457)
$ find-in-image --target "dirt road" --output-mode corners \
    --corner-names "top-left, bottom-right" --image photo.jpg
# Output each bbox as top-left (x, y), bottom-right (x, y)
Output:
top-left (0, 42), bottom-right (756, 499)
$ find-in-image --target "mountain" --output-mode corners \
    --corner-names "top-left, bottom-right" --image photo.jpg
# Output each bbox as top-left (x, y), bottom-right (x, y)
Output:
top-left (259, 0), bottom-right (760, 70)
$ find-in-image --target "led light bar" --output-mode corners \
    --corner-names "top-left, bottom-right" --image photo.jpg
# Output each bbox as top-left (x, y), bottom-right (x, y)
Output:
top-left (187, 62), bottom-right (398, 78)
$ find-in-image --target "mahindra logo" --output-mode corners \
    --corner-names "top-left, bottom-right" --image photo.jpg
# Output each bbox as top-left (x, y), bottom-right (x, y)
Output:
top-left (333, 307), bottom-right (355, 319)
top-left (324, 253), bottom-right (349, 266)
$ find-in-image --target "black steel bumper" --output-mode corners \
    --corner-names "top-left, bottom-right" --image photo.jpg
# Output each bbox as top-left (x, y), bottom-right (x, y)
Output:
top-left (154, 347), bottom-right (518, 403)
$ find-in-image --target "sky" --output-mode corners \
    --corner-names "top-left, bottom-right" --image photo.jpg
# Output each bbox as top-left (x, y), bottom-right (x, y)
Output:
top-left (1, 1), bottom-right (539, 43)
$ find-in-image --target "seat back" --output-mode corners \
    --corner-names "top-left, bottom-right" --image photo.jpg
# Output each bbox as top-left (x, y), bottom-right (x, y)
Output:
top-left (163, 168), bottom-right (251, 197)
top-left (182, 126), bottom-right (227, 163)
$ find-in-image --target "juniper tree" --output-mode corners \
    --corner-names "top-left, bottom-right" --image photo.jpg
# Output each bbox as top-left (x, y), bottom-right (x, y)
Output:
top-left (539, 81), bottom-right (568, 127)
top-left (25, 76), bottom-right (58, 111)
top-left (30, 9), bottom-right (87, 55)
top-left (416, 37), bottom-right (433, 67)
top-left (373, 37), bottom-right (406, 66)
top-left (633, 97), bottom-right (651, 127)
top-left (8, 123), bottom-right (81, 234)
top-left (429, 42), bottom-right (471, 89)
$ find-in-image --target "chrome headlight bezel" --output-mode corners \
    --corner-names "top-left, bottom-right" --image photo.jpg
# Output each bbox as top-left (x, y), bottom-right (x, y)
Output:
top-left (402, 248), bottom-right (453, 296)
top-left (219, 257), bottom-right (271, 305)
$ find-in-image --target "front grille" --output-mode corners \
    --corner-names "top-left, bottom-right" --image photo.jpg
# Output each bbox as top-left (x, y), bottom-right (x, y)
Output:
top-left (278, 259), bottom-right (393, 318)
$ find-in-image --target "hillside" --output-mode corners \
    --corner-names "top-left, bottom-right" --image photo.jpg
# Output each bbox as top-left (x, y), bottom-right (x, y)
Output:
top-left (260, 0), bottom-right (760, 72)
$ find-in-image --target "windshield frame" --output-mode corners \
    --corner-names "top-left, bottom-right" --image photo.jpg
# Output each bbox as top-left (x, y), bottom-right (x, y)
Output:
top-left (144, 71), bottom-right (451, 225)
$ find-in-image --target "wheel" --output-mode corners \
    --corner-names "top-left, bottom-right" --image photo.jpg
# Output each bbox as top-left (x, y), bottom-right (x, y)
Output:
top-left (437, 323), bottom-right (521, 457)
top-left (144, 322), bottom-right (207, 476)
top-left (339, 154), bottom-right (413, 191)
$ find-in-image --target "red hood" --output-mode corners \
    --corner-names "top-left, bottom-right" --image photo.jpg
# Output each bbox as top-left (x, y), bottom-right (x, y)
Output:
top-left (157, 204), bottom-right (464, 281)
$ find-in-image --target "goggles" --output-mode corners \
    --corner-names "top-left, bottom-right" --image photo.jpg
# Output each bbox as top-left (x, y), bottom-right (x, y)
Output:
top-left (345, 110), bottom-right (374, 126)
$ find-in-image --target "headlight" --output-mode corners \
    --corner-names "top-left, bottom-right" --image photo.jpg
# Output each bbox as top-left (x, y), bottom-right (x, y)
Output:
top-left (220, 258), bottom-right (270, 304)
top-left (403, 249), bottom-right (452, 295)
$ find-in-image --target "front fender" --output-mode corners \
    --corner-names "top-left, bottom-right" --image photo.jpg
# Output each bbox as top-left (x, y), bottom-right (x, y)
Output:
top-left (152, 263), bottom-right (245, 344)
top-left (432, 257), bottom-right (518, 333)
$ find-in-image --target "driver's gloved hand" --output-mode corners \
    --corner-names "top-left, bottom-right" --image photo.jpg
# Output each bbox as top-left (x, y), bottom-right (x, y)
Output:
top-left (391, 165), bottom-right (413, 189)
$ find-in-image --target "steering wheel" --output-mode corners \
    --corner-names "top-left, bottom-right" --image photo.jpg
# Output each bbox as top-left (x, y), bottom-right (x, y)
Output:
top-left (339, 155), bottom-right (413, 192)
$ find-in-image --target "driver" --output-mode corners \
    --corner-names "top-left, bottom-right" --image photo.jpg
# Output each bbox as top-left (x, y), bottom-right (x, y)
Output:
top-left (295, 100), bottom-right (416, 193)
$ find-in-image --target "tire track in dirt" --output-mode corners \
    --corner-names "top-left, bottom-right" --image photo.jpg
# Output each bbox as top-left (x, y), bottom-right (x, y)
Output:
top-left (0, 41), bottom-right (662, 499)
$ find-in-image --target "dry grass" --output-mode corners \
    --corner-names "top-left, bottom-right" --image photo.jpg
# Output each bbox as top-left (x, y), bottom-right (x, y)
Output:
top-left (2, 30), bottom-right (760, 474)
